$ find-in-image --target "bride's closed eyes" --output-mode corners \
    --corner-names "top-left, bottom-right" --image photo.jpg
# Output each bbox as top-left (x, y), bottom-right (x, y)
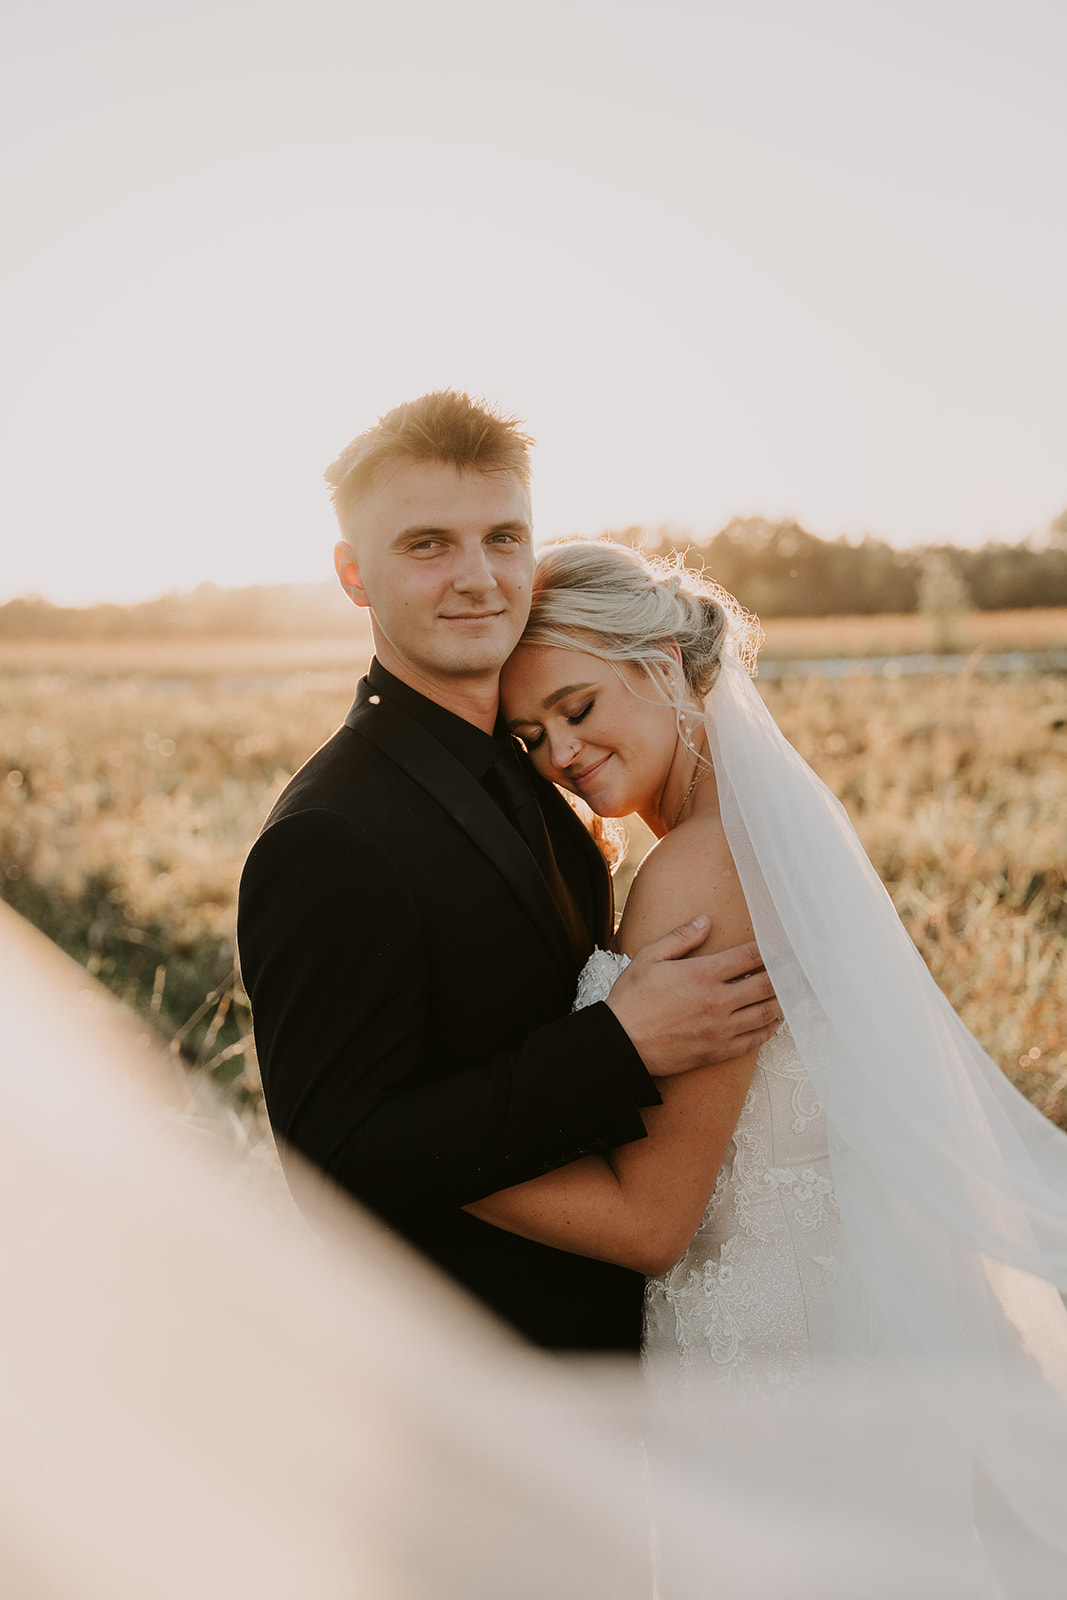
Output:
top-left (519, 699), bottom-right (595, 752)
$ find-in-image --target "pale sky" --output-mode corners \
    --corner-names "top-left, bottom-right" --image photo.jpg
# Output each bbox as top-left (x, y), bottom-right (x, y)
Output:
top-left (2, 0), bottom-right (1065, 605)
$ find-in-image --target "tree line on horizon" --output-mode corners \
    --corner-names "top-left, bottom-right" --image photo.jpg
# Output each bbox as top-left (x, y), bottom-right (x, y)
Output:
top-left (634, 509), bottom-right (1067, 619)
top-left (2, 513), bottom-right (1066, 637)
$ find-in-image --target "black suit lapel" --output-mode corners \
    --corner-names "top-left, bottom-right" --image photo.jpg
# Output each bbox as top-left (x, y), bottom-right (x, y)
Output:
top-left (532, 769), bottom-right (614, 948)
top-left (345, 693), bottom-right (589, 983)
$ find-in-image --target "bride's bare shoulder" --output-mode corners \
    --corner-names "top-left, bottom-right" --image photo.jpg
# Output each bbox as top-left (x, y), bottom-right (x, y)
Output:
top-left (615, 813), bottom-right (753, 959)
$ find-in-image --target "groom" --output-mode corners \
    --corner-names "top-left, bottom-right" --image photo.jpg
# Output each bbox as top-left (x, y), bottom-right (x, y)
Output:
top-left (237, 390), bottom-right (779, 1351)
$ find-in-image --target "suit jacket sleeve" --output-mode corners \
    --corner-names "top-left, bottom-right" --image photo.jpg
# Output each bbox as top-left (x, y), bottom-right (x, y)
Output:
top-left (237, 808), bottom-right (659, 1227)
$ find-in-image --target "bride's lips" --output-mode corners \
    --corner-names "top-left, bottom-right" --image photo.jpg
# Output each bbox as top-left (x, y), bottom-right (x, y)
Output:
top-left (571, 754), bottom-right (610, 790)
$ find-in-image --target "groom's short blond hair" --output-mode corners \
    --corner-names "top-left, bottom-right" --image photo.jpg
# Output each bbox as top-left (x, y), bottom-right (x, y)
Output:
top-left (325, 390), bottom-right (534, 532)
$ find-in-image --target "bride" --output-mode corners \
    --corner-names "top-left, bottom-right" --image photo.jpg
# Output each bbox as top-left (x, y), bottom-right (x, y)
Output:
top-left (466, 537), bottom-right (1067, 1555)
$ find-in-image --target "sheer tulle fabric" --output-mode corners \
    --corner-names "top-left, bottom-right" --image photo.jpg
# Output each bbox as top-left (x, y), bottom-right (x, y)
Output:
top-left (3, 892), bottom-right (1067, 1593)
top-left (707, 646), bottom-right (1067, 1552)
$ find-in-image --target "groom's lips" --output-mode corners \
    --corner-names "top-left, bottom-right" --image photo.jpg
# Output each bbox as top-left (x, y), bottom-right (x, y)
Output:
top-left (440, 611), bottom-right (504, 622)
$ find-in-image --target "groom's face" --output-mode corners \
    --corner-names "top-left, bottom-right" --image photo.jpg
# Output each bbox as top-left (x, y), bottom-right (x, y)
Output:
top-left (335, 459), bottom-right (535, 701)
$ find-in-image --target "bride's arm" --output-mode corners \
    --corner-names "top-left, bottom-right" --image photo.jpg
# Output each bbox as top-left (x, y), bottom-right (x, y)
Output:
top-left (464, 821), bottom-right (759, 1275)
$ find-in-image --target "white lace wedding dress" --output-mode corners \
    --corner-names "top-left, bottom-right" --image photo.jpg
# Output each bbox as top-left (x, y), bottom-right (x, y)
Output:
top-left (541, 644), bottom-right (1067, 1567)
top-left (575, 949), bottom-right (839, 1393)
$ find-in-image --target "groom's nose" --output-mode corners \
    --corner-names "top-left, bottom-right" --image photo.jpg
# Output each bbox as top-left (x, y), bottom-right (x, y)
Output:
top-left (451, 541), bottom-right (495, 595)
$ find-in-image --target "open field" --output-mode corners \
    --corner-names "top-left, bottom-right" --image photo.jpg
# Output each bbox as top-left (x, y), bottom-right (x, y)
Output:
top-left (2, 607), bottom-right (1067, 676)
top-left (1, 625), bottom-right (1065, 1137)
top-left (758, 607), bottom-right (1067, 659)
top-left (0, 625), bottom-right (375, 681)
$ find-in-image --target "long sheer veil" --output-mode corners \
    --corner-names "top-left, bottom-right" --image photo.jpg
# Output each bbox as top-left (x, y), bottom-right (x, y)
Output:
top-left (706, 644), bottom-right (1067, 1559)
top-left (4, 882), bottom-right (1067, 1593)
top-left (0, 901), bottom-right (656, 1600)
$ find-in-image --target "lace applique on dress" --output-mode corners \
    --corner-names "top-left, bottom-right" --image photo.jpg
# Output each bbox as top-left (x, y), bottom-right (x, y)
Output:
top-left (572, 949), bottom-right (630, 1011)
top-left (573, 951), bottom-right (840, 1397)
top-left (654, 1235), bottom-right (760, 1371)
top-left (761, 1166), bottom-right (837, 1233)
top-left (757, 1023), bottom-right (823, 1134)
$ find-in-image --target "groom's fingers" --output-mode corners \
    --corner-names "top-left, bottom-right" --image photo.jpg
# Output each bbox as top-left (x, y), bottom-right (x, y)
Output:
top-left (713, 967), bottom-right (780, 1039)
top-left (628, 925), bottom-right (778, 1021)
top-left (715, 962), bottom-right (776, 1011)
top-left (682, 944), bottom-right (777, 1018)
top-left (642, 930), bottom-right (770, 989)
top-left (729, 995), bottom-right (783, 1033)
top-left (695, 971), bottom-right (780, 1039)
top-left (632, 922), bottom-right (766, 976)
top-left (637, 913), bottom-right (714, 963)
top-left (702, 940), bottom-right (766, 984)
top-left (709, 1015), bottom-right (783, 1061)
top-left (608, 922), bottom-right (782, 1076)
top-left (694, 934), bottom-right (767, 985)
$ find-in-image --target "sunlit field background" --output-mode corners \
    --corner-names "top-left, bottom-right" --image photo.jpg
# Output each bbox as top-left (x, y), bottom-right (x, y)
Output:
top-left (2, 606), bottom-right (1065, 1170)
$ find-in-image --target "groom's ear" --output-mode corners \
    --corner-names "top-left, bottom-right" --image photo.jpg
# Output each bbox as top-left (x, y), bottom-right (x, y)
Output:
top-left (334, 541), bottom-right (371, 609)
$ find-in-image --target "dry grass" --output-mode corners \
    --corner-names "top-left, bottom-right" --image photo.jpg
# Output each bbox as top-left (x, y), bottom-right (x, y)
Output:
top-left (755, 670), bottom-right (1067, 1124)
top-left (760, 607), bottom-right (1067, 659)
top-left (1, 626), bottom-right (1065, 1138)
top-left (0, 642), bottom-right (371, 1147)
top-left (0, 628), bottom-right (373, 681)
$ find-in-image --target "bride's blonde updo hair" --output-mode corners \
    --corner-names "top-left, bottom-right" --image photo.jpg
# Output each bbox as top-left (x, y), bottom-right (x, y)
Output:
top-left (520, 537), bottom-right (762, 707)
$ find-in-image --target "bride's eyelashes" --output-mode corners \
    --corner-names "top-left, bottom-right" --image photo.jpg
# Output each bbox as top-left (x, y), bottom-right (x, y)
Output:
top-left (563, 697), bottom-right (598, 729)
top-left (515, 701), bottom-right (594, 756)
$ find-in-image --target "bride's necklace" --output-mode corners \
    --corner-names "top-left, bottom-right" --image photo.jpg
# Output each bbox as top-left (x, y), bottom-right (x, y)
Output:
top-left (670, 714), bottom-right (712, 830)
top-left (671, 758), bottom-right (706, 829)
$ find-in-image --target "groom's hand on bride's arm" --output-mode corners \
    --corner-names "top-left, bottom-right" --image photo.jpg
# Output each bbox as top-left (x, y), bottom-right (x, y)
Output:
top-left (604, 916), bottom-right (781, 1076)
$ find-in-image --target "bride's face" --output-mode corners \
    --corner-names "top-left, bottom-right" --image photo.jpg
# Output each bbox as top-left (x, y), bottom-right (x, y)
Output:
top-left (500, 642), bottom-right (684, 831)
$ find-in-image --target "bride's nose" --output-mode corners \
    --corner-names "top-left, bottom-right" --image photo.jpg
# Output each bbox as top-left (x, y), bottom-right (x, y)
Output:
top-left (548, 730), bottom-right (581, 770)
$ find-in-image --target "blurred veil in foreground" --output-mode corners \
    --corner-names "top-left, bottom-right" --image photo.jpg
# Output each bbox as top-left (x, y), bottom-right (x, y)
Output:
top-left (1, 898), bottom-right (1063, 1599)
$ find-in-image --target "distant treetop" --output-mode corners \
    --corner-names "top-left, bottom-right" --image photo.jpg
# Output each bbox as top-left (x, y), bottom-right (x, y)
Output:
top-left (2, 523), bottom-right (1067, 636)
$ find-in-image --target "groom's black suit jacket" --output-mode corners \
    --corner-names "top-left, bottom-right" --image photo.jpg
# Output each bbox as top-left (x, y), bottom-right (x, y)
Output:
top-left (237, 661), bottom-right (661, 1351)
